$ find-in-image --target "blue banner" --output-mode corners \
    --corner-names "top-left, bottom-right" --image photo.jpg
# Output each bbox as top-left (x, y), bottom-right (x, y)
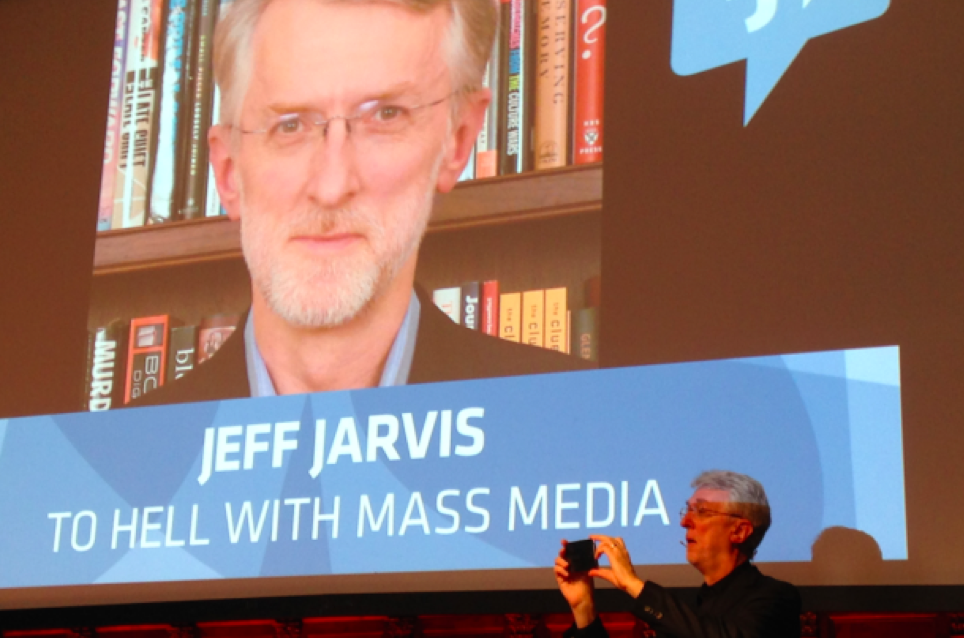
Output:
top-left (0, 347), bottom-right (905, 588)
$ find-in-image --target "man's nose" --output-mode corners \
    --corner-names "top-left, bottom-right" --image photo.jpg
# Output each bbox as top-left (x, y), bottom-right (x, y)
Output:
top-left (304, 118), bottom-right (360, 208)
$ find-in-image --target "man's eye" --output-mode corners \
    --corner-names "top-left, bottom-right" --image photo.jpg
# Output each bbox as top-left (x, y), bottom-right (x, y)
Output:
top-left (373, 105), bottom-right (408, 123)
top-left (273, 116), bottom-right (306, 135)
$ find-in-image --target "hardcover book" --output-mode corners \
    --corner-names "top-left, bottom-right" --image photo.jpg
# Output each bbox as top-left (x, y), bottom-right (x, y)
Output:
top-left (522, 288), bottom-right (545, 348)
top-left (97, 0), bottom-right (131, 231)
top-left (112, 0), bottom-right (164, 229)
top-left (476, 52), bottom-right (501, 179)
top-left (167, 324), bottom-right (198, 381)
top-left (125, 314), bottom-right (173, 403)
top-left (534, 0), bottom-right (572, 170)
top-left (432, 287), bottom-right (461, 324)
top-left (482, 280), bottom-right (500, 336)
top-left (572, 306), bottom-right (598, 362)
top-left (197, 314), bottom-right (240, 364)
top-left (499, 291), bottom-right (522, 342)
top-left (87, 319), bottom-right (130, 411)
top-left (544, 286), bottom-right (569, 353)
top-left (499, 0), bottom-right (532, 175)
top-left (573, 0), bottom-right (605, 164)
top-left (461, 281), bottom-right (481, 330)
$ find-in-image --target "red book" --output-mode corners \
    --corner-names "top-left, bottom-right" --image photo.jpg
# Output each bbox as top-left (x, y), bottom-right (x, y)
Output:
top-left (573, 0), bottom-right (606, 164)
top-left (125, 314), bottom-right (173, 403)
top-left (482, 280), bottom-right (500, 336)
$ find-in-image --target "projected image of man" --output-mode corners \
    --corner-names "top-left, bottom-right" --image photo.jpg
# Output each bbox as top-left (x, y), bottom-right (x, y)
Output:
top-left (555, 470), bottom-right (801, 638)
top-left (135, 0), bottom-right (585, 407)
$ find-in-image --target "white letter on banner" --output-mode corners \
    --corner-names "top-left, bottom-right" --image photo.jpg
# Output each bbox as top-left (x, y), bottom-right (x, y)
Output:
top-left (509, 485), bottom-right (548, 531)
top-left (367, 415), bottom-right (401, 462)
top-left (587, 482), bottom-right (616, 528)
top-left (71, 511), bottom-right (97, 552)
top-left (556, 484), bottom-right (581, 530)
top-left (140, 506), bottom-right (164, 548)
top-left (225, 500), bottom-right (270, 543)
top-left (165, 506), bottom-right (185, 547)
top-left (435, 490), bottom-right (460, 534)
top-left (313, 497), bottom-right (340, 539)
top-left (216, 425), bottom-right (243, 472)
top-left (198, 427), bottom-right (215, 484)
top-left (112, 508), bottom-right (137, 549)
top-left (455, 408), bottom-right (485, 456)
top-left (328, 417), bottom-right (363, 465)
top-left (634, 480), bottom-right (670, 525)
top-left (402, 412), bottom-right (437, 459)
top-left (273, 421), bottom-right (300, 468)
top-left (190, 504), bottom-right (210, 545)
top-left (439, 410), bottom-right (453, 457)
top-left (621, 481), bottom-right (629, 527)
top-left (243, 423), bottom-right (271, 469)
top-left (358, 493), bottom-right (395, 537)
top-left (399, 492), bottom-right (430, 536)
top-left (465, 488), bottom-right (490, 533)
top-left (309, 419), bottom-right (325, 477)
top-left (285, 498), bottom-right (310, 541)
top-left (48, 512), bottom-right (71, 552)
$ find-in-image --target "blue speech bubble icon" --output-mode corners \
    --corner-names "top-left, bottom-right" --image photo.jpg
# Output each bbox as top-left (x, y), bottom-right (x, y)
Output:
top-left (671, 0), bottom-right (890, 125)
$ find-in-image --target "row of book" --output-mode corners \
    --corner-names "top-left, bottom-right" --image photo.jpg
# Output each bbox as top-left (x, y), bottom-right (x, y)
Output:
top-left (459, 0), bottom-right (606, 182)
top-left (84, 314), bottom-right (238, 411)
top-left (431, 279), bottom-right (599, 362)
top-left (98, 0), bottom-right (231, 231)
top-left (98, 0), bottom-right (607, 231)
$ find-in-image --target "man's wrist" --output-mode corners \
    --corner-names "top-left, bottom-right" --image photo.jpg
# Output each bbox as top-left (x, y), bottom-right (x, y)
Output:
top-left (626, 577), bottom-right (644, 598)
top-left (572, 600), bottom-right (597, 629)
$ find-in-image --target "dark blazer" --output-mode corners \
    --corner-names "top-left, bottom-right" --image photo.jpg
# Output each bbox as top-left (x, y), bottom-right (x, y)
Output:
top-left (567, 562), bottom-right (801, 638)
top-left (132, 286), bottom-right (591, 407)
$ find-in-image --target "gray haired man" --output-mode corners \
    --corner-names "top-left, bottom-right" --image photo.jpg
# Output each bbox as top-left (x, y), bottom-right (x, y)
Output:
top-left (555, 470), bottom-right (801, 638)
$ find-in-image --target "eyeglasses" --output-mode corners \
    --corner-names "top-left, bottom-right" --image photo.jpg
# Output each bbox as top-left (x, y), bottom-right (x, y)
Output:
top-left (679, 503), bottom-right (743, 522)
top-left (235, 93), bottom-right (455, 155)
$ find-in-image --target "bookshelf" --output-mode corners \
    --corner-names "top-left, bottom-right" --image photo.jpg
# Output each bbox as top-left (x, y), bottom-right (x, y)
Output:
top-left (92, 164), bottom-right (602, 275)
top-left (88, 164), bottom-right (602, 330)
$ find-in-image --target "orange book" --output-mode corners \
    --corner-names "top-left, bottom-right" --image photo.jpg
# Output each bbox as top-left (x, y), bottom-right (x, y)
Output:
top-left (522, 289), bottom-right (545, 348)
top-left (545, 287), bottom-right (569, 353)
top-left (500, 292), bottom-right (522, 342)
top-left (573, 0), bottom-right (605, 164)
top-left (125, 314), bottom-right (173, 403)
top-left (534, 0), bottom-right (572, 170)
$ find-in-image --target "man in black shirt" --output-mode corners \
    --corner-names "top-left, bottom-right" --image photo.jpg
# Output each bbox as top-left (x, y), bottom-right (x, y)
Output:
top-left (554, 470), bottom-right (800, 638)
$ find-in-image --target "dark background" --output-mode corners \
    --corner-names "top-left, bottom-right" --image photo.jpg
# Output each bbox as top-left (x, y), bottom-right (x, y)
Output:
top-left (1, 0), bottom-right (963, 624)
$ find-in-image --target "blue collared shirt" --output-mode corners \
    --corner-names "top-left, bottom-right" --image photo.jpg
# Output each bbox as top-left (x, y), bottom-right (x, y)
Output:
top-left (244, 291), bottom-right (421, 397)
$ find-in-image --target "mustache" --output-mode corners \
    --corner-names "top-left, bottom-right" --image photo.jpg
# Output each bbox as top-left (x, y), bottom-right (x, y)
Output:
top-left (281, 205), bottom-right (384, 239)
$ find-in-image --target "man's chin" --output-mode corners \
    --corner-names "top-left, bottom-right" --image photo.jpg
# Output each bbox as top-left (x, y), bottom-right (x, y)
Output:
top-left (262, 275), bottom-right (379, 329)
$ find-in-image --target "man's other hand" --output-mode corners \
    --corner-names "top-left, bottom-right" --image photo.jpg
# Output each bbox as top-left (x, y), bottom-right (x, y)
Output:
top-left (555, 540), bottom-right (597, 628)
top-left (589, 534), bottom-right (645, 598)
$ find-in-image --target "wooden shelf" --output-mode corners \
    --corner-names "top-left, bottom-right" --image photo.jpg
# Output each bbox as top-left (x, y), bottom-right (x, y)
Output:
top-left (92, 164), bottom-right (602, 275)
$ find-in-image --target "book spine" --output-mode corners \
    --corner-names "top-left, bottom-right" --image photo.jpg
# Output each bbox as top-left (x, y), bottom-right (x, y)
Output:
top-left (482, 280), bottom-right (500, 336)
top-left (97, 0), bottom-right (131, 231)
top-left (476, 49), bottom-right (501, 179)
top-left (534, 0), bottom-right (572, 170)
top-left (88, 320), bottom-right (130, 411)
top-left (461, 281), bottom-right (481, 330)
top-left (204, 85), bottom-right (223, 216)
top-left (197, 314), bottom-right (239, 364)
top-left (178, 0), bottom-right (218, 219)
top-left (522, 288), bottom-right (545, 348)
top-left (544, 286), bottom-right (568, 353)
top-left (149, 0), bottom-right (196, 223)
top-left (499, 292), bottom-right (521, 342)
top-left (167, 325), bottom-right (197, 381)
top-left (125, 314), bottom-right (171, 403)
top-left (499, 0), bottom-right (530, 175)
top-left (571, 306), bottom-right (598, 362)
top-left (112, 0), bottom-right (164, 229)
top-left (432, 287), bottom-right (462, 324)
top-left (573, 0), bottom-right (605, 164)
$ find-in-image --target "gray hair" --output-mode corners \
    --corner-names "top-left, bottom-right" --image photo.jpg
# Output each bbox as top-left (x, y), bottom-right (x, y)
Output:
top-left (213, 0), bottom-right (499, 126)
top-left (692, 469), bottom-right (772, 558)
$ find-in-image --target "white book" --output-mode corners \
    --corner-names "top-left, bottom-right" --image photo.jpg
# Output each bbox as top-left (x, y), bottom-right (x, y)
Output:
top-left (432, 287), bottom-right (461, 324)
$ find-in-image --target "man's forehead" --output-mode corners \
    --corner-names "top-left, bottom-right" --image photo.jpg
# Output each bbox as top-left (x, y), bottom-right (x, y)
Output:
top-left (248, 0), bottom-right (450, 107)
top-left (688, 487), bottom-right (732, 504)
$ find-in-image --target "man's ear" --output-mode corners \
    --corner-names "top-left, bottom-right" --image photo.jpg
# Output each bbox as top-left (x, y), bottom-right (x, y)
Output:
top-left (208, 124), bottom-right (243, 220)
top-left (435, 87), bottom-right (491, 194)
top-left (731, 520), bottom-right (754, 546)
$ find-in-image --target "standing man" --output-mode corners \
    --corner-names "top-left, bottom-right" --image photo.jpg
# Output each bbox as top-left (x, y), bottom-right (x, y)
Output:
top-left (136, 0), bottom-right (585, 408)
top-left (555, 470), bottom-right (800, 638)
